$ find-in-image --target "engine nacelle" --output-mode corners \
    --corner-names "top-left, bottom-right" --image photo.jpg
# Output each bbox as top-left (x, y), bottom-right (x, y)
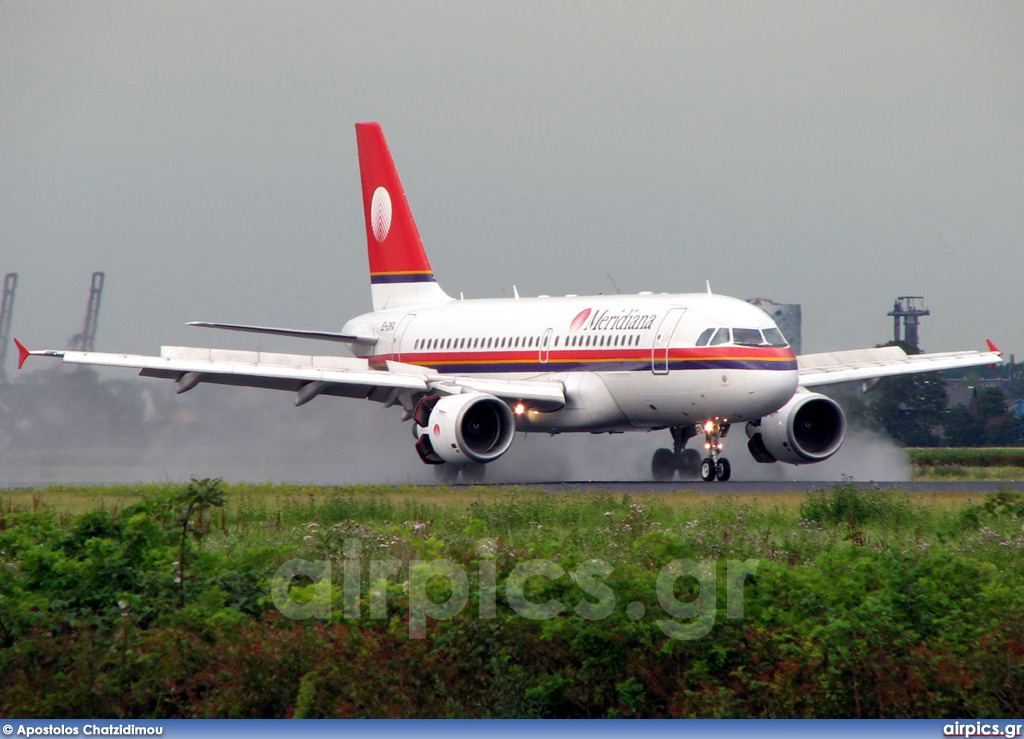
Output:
top-left (745, 391), bottom-right (846, 465)
top-left (412, 392), bottom-right (516, 465)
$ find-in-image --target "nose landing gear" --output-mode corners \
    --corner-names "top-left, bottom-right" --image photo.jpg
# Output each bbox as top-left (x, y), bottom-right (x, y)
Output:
top-left (698, 418), bottom-right (731, 482)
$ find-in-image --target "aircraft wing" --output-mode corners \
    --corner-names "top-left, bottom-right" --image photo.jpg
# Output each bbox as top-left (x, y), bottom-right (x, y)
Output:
top-left (17, 343), bottom-right (566, 410)
top-left (185, 322), bottom-right (378, 345)
top-left (798, 344), bottom-right (1002, 387)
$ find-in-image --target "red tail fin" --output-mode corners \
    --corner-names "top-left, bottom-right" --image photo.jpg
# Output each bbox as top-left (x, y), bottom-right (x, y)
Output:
top-left (355, 123), bottom-right (449, 311)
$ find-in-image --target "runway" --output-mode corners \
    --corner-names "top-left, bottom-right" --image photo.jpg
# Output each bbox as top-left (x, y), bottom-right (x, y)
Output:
top-left (454, 480), bottom-right (1024, 494)
top-left (2, 479), bottom-right (1022, 494)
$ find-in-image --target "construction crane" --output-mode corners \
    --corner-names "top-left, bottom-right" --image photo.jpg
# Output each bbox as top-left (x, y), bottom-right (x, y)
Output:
top-left (0, 273), bottom-right (17, 383)
top-left (68, 272), bottom-right (105, 352)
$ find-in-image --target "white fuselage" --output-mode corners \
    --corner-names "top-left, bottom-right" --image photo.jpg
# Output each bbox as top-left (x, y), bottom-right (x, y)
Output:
top-left (344, 292), bottom-right (799, 433)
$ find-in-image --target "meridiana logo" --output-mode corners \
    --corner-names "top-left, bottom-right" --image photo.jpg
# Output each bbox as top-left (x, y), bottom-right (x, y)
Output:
top-left (569, 308), bottom-right (592, 333)
top-left (370, 186), bottom-right (393, 243)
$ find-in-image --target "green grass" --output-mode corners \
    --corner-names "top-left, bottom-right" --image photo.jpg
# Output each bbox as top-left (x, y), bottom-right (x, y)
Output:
top-left (909, 447), bottom-right (1024, 480)
top-left (909, 447), bottom-right (1024, 467)
top-left (3, 480), bottom-right (1024, 718)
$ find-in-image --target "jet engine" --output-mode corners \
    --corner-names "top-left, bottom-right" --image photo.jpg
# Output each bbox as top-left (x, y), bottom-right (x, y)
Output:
top-left (412, 393), bottom-right (516, 465)
top-left (745, 391), bottom-right (846, 465)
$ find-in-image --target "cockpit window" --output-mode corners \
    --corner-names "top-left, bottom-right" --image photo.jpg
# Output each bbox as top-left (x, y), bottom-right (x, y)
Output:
top-left (762, 327), bottom-right (789, 347)
top-left (695, 328), bottom-right (715, 347)
top-left (732, 328), bottom-right (764, 346)
top-left (709, 328), bottom-right (731, 346)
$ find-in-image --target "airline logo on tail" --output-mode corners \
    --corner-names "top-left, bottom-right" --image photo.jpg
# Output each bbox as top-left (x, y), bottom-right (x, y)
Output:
top-left (370, 187), bottom-right (392, 243)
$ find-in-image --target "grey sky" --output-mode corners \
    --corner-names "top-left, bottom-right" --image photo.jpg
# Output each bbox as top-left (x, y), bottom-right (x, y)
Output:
top-left (3, 1), bottom-right (1023, 364)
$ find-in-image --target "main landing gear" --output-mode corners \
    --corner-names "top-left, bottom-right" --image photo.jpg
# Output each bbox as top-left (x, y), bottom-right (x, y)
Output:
top-left (651, 420), bottom-right (731, 482)
top-left (434, 462), bottom-right (487, 484)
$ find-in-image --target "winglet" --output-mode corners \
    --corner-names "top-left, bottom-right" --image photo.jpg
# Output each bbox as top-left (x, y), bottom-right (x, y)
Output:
top-left (14, 338), bottom-right (30, 369)
top-left (986, 339), bottom-right (1002, 370)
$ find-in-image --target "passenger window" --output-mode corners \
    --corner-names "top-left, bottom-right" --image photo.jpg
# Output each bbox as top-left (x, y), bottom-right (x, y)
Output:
top-left (763, 328), bottom-right (788, 347)
top-left (710, 328), bottom-right (730, 346)
top-left (733, 328), bottom-right (764, 346)
top-left (696, 328), bottom-right (715, 347)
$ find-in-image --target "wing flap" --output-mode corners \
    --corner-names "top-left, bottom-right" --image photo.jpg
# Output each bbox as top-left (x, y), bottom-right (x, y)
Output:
top-left (798, 346), bottom-right (1003, 387)
top-left (438, 376), bottom-right (566, 408)
top-left (53, 347), bottom-right (429, 397)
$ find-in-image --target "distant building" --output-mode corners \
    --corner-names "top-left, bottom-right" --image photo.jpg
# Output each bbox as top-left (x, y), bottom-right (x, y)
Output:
top-left (747, 298), bottom-right (802, 355)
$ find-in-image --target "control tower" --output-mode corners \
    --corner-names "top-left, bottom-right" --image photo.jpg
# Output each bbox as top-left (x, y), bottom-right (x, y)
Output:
top-left (887, 296), bottom-right (929, 350)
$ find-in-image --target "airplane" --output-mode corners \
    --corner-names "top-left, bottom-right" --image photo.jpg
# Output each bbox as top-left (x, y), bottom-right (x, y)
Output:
top-left (15, 122), bottom-right (1004, 482)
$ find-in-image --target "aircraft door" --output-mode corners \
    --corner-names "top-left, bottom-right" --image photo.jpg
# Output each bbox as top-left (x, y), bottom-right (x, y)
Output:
top-left (394, 314), bottom-right (416, 361)
top-left (651, 308), bottom-right (687, 374)
top-left (539, 328), bottom-right (553, 364)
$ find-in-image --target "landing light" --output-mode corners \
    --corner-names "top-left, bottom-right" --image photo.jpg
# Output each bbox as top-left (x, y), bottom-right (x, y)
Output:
top-left (514, 403), bottom-right (526, 415)
top-left (703, 420), bottom-right (715, 434)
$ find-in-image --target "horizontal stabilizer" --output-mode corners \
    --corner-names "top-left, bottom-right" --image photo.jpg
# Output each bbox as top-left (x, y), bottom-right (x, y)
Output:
top-left (186, 322), bottom-right (377, 346)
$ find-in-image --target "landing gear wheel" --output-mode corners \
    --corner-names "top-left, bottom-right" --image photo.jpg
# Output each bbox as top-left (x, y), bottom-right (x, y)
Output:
top-left (700, 457), bottom-right (717, 482)
top-left (679, 449), bottom-right (701, 478)
top-left (715, 458), bottom-right (732, 482)
top-left (434, 464), bottom-right (459, 484)
top-left (462, 463), bottom-right (487, 483)
top-left (652, 448), bottom-right (677, 481)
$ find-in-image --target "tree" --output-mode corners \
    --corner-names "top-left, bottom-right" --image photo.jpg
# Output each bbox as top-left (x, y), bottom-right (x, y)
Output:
top-left (176, 477), bottom-right (227, 606)
top-left (869, 343), bottom-right (947, 447)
